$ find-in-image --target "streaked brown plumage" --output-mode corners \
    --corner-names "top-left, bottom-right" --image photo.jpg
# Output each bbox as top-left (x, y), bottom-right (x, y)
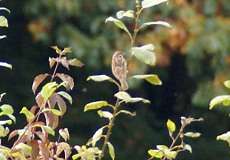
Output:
top-left (112, 51), bottom-right (128, 90)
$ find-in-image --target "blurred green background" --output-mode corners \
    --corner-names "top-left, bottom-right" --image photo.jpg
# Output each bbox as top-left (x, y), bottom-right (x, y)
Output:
top-left (0, 0), bottom-right (230, 159)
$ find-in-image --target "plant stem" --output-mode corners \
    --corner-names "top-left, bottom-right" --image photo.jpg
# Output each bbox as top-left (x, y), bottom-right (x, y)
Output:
top-left (131, 1), bottom-right (143, 47)
top-left (99, 99), bottom-right (120, 160)
top-left (12, 54), bottom-right (62, 149)
top-left (161, 124), bottom-right (186, 160)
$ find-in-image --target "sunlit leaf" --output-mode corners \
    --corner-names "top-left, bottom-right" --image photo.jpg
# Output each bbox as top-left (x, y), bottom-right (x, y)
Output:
top-left (0, 16), bottom-right (8, 27)
top-left (68, 58), bottom-right (84, 67)
top-left (84, 101), bottom-right (109, 112)
top-left (107, 142), bottom-right (115, 160)
top-left (20, 107), bottom-right (35, 123)
top-left (51, 46), bottom-right (62, 55)
top-left (148, 149), bottom-right (164, 158)
top-left (43, 108), bottom-right (63, 116)
top-left (114, 91), bottom-right (150, 103)
top-left (105, 17), bottom-right (131, 37)
top-left (184, 144), bottom-right (192, 153)
top-left (116, 110), bottom-right (136, 117)
top-left (15, 143), bottom-right (32, 157)
top-left (167, 119), bottom-right (176, 134)
top-left (42, 125), bottom-right (55, 136)
top-left (87, 75), bottom-right (115, 83)
top-left (0, 120), bottom-right (12, 125)
top-left (184, 132), bottom-right (201, 138)
top-left (0, 62), bottom-right (12, 69)
top-left (132, 44), bottom-right (156, 66)
top-left (0, 104), bottom-right (14, 115)
top-left (142, 0), bottom-right (168, 8)
top-left (97, 110), bottom-right (113, 119)
top-left (41, 82), bottom-right (59, 101)
top-left (140, 21), bottom-right (171, 29)
top-left (59, 128), bottom-right (70, 142)
top-left (0, 7), bottom-right (10, 13)
top-left (57, 91), bottom-right (73, 104)
top-left (116, 10), bottom-right (134, 19)
top-left (216, 131), bottom-right (230, 146)
top-left (92, 127), bottom-right (104, 146)
top-left (224, 80), bottom-right (230, 89)
top-left (132, 74), bottom-right (162, 85)
top-left (209, 95), bottom-right (230, 110)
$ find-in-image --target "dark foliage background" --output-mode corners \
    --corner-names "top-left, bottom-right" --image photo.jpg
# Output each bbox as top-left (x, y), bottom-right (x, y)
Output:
top-left (0, 0), bottom-right (230, 159)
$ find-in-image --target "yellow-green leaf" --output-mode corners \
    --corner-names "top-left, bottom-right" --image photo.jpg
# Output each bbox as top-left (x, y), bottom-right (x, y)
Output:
top-left (0, 104), bottom-right (14, 115)
top-left (107, 142), bottom-right (115, 160)
top-left (209, 95), bottom-right (230, 110)
top-left (20, 107), bottom-right (35, 123)
top-left (224, 80), bottom-right (230, 89)
top-left (148, 149), bottom-right (164, 158)
top-left (142, 0), bottom-right (168, 8)
top-left (184, 132), bottom-right (201, 138)
top-left (57, 91), bottom-right (73, 104)
top-left (0, 16), bottom-right (8, 27)
top-left (84, 101), bottom-right (109, 112)
top-left (42, 126), bottom-right (55, 136)
top-left (114, 91), bottom-right (150, 104)
top-left (87, 75), bottom-right (114, 83)
top-left (41, 82), bottom-right (59, 101)
top-left (132, 44), bottom-right (156, 66)
top-left (167, 119), bottom-right (176, 134)
top-left (132, 74), bottom-right (162, 85)
top-left (216, 131), bottom-right (230, 146)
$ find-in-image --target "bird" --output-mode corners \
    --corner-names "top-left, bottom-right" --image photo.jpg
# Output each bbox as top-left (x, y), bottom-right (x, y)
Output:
top-left (111, 51), bottom-right (128, 91)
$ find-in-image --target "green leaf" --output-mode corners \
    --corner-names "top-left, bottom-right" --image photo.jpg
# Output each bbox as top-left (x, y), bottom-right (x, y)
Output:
top-left (68, 58), bottom-right (84, 67)
top-left (132, 74), bottom-right (162, 85)
top-left (57, 91), bottom-right (73, 104)
top-left (0, 62), bottom-right (12, 69)
top-left (0, 16), bottom-right (8, 27)
top-left (0, 153), bottom-right (7, 160)
top-left (116, 110), bottom-right (136, 117)
top-left (97, 110), bottom-right (113, 119)
top-left (184, 144), bottom-right (192, 153)
top-left (140, 21), bottom-right (171, 29)
top-left (43, 108), bottom-right (63, 116)
top-left (107, 142), bottom-right (115, 160)
top-left (0, 104), bottom-right (14, 115)
top-left (216, 131), bottom-right (230, 146)
top-left (148, 149), bottom-right (164, 159)
top-left (84, 101), bottom-right (109, 112)
top-left (0, 120), bottom-right (12, 125)
top-left (42, 126), bottom-right (55, 136)
top-left (59, 128), bottom-right (70, 142)
top-left (105, 17), bottom-right (131, 37)
top-left (14, 143), bottom-right (32, 156)
top-left (224, 80), bottom-right (230, 89)
top-left (41, 82), bottom-right (59, 101)
top-left (114, 91), bottom-right (150, 104)
top-left (184, 132), bottom-right (201, 138)
top-left (132, 44), bottom-right (156, 66)
top-left (209, 95), bottom-right (230, 110)
top-left (0, 126), bottom-right (9, 137)
top-left (87, 75), bottom-right (114, 83)
top-left (116, 10), bottom-right (134, 19)
top-left (0, 7), bottom-right (11, 13)
top-left (167, 119), bottom-right (176, 134)
top-left (142, 0), bottom-right (168, 8)
top-left (92, 127), bottom-right (104, 146)
top-left (20, 107), bottom-right (35, 122)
